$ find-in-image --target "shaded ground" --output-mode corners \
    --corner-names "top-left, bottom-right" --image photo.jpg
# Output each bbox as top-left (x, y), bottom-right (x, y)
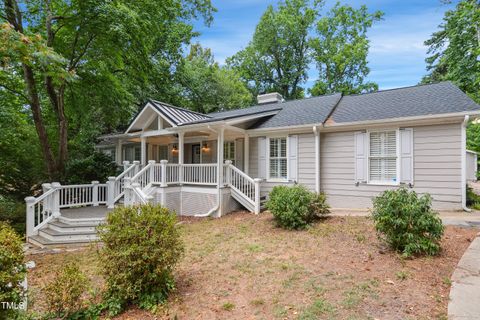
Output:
top-left (27, 212), bottom-right (477, 320)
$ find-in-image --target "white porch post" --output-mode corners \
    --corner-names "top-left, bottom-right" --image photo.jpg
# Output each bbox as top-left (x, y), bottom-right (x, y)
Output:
top-left (116, 139), bottom-right (123, 166)
top-left (123, 161), bottom-right (130, 171)
top-left (92, 181), bottom-right (99, 207)
top-left (217, 127), bottom-right (225, 186)
top-left (314, 126), bottom-right (321, 193)
top-left (25, 197), bottom-right (36, 238)
top-left (178, 132), bottom-right (184, 183)
top-left (140, 136), bottom-right (147, 166)
top-left (107, 177), bottom-right (116, 209)
top-left (51, 182), bottom-right (61, 217)
top-left (244, 134), bottom-right (249, 175)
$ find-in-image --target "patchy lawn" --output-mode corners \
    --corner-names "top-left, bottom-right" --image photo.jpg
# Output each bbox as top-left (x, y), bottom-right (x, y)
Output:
top-left (27, 212), bottom-right (476, 319)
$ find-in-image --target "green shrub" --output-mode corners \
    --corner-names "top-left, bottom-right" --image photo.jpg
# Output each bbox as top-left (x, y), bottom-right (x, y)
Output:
top-left (97, 205), bottom-right (183, 314)
top-left (466, 185), bottom-right (480, 210)
top-left (0, 222), bottom-right (26, 318)
top-left (266, 185), bottom-right (330, 230)
top-left (0, 197), bottom-right (26, 236)
top-left (371, 188), bottom-right (444, 257)
top-left (65, 151), bottom-right (118, 184)
top-left (44, 262), bottom-right (89, 317)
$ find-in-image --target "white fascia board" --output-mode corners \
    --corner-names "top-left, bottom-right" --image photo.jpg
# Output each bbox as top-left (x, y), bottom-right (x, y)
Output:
top-left (246, 111), bottom-right (480, 136)
top-left (125, 102), bottom-right (176, 134)
top-left (322, 111), bottom-right (480, 131)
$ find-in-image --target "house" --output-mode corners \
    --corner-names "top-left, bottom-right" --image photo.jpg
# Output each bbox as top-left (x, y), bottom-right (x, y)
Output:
top-left (25, 81), bottom-right (480, 246)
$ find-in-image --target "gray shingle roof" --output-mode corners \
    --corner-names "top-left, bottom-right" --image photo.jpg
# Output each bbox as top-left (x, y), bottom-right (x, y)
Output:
top-left (329, 81), bottom-right (479, 123)
top-left (149, 100), bottom-right (211, 125)
top-left (250, 93), bottom-right (342, 129)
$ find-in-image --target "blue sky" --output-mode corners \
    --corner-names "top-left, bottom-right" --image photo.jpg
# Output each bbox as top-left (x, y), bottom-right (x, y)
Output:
top-left (193, 0), bottom-right (456, 92)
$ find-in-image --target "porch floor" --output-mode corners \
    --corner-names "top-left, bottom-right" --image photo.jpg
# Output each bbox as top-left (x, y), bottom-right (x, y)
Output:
top-left (61, 206), bottom-right (111, 220)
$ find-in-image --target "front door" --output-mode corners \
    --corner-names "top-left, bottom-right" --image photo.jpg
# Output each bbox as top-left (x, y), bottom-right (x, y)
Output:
top-left (192, 144), bottom-right (201, 163)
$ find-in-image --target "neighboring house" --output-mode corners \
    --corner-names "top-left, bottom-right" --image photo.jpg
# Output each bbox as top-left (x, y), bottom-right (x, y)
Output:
top-left (466, 150), bottom-right (478, 182)
top-left (25, 81), bottom-right (480, 246)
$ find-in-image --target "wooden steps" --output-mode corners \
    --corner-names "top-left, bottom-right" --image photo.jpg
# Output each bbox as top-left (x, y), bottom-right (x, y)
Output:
top-left (28, 217), bottom-right (104, 248)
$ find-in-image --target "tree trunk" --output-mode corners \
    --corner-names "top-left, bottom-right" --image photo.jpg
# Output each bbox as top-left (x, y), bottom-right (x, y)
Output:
top-left (5, 0), bottom-right (58, 179)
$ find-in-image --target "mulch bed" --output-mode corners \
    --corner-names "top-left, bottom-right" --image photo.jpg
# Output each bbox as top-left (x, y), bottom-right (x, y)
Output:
top-left (26, 211), bottom-right (477, 319)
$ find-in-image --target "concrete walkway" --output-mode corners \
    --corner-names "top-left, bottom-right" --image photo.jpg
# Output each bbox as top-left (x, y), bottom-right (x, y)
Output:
top-left (448, 233), bottom-right (480, 319)
top-left (330, 209), bottom-right (480, 227)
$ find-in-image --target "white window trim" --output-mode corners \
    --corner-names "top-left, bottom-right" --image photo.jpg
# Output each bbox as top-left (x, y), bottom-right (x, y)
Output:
top-left (366, 129), bottom-right (400, 186)
top-left (266, 135), bottom-right (289, 182)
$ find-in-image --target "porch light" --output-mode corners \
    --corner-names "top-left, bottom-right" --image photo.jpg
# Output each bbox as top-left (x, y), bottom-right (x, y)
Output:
top-left (202, 143), bottom-right (210, 152)
top-left (172, 144), bottom-right (178, 153)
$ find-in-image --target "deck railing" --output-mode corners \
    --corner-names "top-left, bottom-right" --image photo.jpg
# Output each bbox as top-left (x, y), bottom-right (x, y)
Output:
top-left (224, 161), bottom-right (261, 214)
top-left (107, 161), bottom-right (140, 208)
top-left (25, 181), bottom-right (108, 238)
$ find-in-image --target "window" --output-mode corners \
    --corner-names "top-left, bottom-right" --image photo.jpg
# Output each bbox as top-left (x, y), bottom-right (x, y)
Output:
top-left (224, 141), bottom-right (235, 164)
top-left (158, 145), bottom-right (168, 161)
top-left (369, 131), bottom-right (397, 183)
top-left (269, 137), bottom-right (287, 179)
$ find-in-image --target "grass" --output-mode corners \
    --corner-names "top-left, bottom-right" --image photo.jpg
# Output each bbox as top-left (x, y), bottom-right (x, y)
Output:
top-left (222, 302), bottom-right (235, 311)
top-left (25, 212), bottom-right (476, 320)
top-left (298, 299), bottom-right (336, 320)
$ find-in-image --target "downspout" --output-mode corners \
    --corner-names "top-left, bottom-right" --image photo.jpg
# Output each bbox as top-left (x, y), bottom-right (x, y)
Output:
top-left (462, 115), bottom-right (471, 212)
top-left (313, 126), bottom-right (321, 193)
top-left (194, 125), bottom-right (221, 217)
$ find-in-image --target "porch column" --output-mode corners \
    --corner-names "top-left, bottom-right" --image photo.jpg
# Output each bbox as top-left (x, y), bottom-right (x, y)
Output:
top-left (140, 136), bottom-right (146, 165)
top-left (244, 134), bottom-right (249, 175)
top-left (116, 139), bottom-right (123, 166)
top-left (178, 132), bottom-right (184, 183)
top-left (217, 126), bottom-right (225, 186)
top-left (314, 126), bottom-right (321, 193)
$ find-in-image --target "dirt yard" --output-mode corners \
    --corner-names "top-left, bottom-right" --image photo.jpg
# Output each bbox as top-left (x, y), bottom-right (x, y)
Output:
top-left (27, 212), bottom-right (477, 320)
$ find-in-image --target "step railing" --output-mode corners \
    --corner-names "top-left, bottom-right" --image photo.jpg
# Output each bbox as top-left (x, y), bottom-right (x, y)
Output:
top-left (107, 161), bottom-right (140, 208)
top-left (224, 161), bottom-right (261, 214)
top-left (25, 181), bottom-right (107, 238)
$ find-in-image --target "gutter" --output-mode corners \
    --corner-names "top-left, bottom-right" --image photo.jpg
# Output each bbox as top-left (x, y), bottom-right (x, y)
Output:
top-left (462, 115), bottom-right (471, 212)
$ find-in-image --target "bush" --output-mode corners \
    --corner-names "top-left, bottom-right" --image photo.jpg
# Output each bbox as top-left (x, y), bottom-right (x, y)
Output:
top-left (65, 151), bottom-right (118, 184)
top-left (0, 222), bottom-right (26, 318)
top-left (266, 185), bottom-right (330, 230)
top-left (0, 197), bottom-right (26, 236)
top-left (371, 188), bottom-right (444, 257)
top-left (97, 205), bottom-right (183, 314)
top-left (467, 185), bottom-right (480, 210)
top-left (44, 262), bottom-right (89, 317)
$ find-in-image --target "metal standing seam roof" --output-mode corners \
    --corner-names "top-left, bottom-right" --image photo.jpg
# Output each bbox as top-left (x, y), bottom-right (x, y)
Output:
top-left (149, 99), bottom-right (211, 125)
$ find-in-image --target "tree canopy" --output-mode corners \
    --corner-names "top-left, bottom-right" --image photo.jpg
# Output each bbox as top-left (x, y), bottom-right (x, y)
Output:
top-left (227, 0), bottom-right (322, 100)
top-left (0, 0), bottom-right (215, 180)
top-left (421, 0), bottom-right (480, 153)
top-left (176, 44), bottom-right (252, 114)
top-left (310, 2), bottom-right (383, 96)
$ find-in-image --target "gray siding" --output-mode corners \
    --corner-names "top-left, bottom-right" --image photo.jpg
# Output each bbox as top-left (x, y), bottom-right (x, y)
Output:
top-left (297, 133), bottom-right (316, 191)
top-left (320, 123), bottom-right (462, 210)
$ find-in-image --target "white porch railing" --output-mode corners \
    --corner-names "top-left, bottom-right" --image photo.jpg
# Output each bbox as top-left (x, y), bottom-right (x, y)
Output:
top-left (26, 160), bottom-right (262, 239)
top-left (224, 161), bottom-right (261, 214)
top-left (107, 161), bottom-right (140, 208)
top-left (25, 180), bottom-right (108, 238)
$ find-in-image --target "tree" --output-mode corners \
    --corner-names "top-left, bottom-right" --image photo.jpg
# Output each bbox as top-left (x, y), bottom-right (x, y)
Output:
top-left (422, 0), bottom-right (480, 157)
top-left (310, 2), bottom-right (382, 96)
top-left (227, 0), bottom-right (321, 100)
top-left (0, 0), bottom-right (214, 180)
top-left (422, 0), bottom-right (479, 102)
top-left (176, 44), bottom-right (252, 113)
